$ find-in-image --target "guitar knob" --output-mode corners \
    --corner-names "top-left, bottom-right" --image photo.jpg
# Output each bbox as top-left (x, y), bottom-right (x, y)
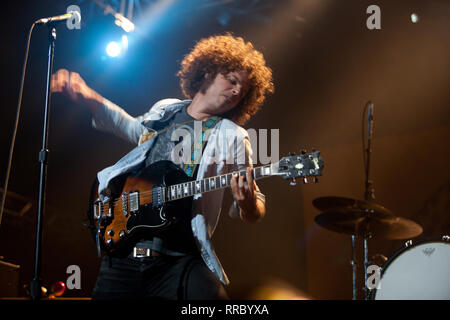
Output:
top-left (106, 238), bottom-right (114, 246)
top-left (107, 229), bottom-right (115, 236)
top-left (119, 230), bottom-right (126, 238)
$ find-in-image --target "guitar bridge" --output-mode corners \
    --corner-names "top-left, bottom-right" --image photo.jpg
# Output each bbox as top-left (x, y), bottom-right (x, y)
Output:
top-left (93, 199), bottom-right (102, 220)
top-left (93, 198), bottom-right (112, 228)
top-left (93, 199), bottom-right (112, 219)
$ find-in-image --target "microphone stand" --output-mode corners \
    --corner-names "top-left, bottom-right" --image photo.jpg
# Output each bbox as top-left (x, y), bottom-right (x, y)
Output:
top-left (30, 25), bottom-right (57, 301)
top-left (363, 101), bottom-right (375, 300)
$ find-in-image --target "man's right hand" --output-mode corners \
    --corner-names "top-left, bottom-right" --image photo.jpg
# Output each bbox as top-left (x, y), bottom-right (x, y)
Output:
top-left (51, 69), bottom-right (103, 114)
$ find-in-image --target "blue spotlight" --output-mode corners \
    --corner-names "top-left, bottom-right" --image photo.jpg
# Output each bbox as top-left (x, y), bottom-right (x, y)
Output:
top-left (106, 41), bottom-right (122, 57)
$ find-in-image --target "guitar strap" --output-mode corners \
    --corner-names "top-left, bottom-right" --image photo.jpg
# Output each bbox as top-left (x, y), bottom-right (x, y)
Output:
top-left (183, 116), bottom-right (222, 178)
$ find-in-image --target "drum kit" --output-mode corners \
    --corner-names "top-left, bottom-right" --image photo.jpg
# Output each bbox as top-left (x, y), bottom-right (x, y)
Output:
top-left (311, 102), bottom-right (450, 300)
top-left (312, 195), bottom-right (450, 300)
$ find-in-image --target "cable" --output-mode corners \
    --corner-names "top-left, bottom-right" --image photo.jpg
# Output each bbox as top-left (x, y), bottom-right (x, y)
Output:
top-left (0, 22), bottom-right (37, 227)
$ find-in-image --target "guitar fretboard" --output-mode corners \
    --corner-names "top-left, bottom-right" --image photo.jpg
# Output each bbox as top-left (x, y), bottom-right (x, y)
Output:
top-left (165, 165), bottom-right (272, 202)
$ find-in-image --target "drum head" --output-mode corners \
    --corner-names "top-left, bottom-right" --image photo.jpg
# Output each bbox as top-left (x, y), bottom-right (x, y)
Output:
top-left (374, 239), bottom-right (450, 300)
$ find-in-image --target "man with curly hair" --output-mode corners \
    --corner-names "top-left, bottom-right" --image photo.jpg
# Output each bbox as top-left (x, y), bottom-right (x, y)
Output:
top-left (52, 33), bottom-right (274, 300)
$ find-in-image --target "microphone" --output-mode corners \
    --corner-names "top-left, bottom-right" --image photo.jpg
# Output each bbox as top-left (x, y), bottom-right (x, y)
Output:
top-left (36, 11), bottom-right (81, 25)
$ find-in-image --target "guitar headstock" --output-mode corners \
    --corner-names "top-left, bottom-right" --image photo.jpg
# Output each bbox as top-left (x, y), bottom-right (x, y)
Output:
top-left (273, 150), bottom-right (324, 185)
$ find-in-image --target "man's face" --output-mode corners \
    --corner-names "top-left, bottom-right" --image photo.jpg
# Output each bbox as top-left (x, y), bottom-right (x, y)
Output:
top-left (202, 70), bottom-right (250, 115)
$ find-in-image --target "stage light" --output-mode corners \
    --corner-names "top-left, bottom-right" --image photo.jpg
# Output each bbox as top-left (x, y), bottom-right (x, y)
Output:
top-left (106, 41), bottom-right (122, 57)
top-left (114, 13), bottom-right (135, 33)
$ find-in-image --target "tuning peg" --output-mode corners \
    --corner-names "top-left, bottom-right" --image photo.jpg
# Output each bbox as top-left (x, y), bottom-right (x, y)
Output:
top-left (290, 178), bottom-right (297, 186)
top-left (303, 177), bottom-right (308, 184)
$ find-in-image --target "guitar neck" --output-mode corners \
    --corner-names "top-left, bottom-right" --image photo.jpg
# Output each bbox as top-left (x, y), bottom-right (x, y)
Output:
top-left (164, 165), bottom-right (273, 202)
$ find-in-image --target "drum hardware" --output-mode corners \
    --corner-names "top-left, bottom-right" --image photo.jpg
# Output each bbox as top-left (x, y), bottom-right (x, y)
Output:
top-left (313, 198), bottom-right (424, 242)
top-left (350, 235), bottom-right (357, 300)
top-left (370, 253), bottom-right (387, 266)
top-left (313, 206), bottom-right (423, 239)
top-left (371, 238), bottom-right (450, 300)
top-left (362, 100), bottom-right (374, 300)
top-left (312, 102), bottom-right (424, 299)
top-left (313, 196), bottom-right (423, 299)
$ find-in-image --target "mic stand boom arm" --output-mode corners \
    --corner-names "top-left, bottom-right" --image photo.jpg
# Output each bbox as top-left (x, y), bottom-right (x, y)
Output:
top-left (363, 101), bottom-right (375, 300)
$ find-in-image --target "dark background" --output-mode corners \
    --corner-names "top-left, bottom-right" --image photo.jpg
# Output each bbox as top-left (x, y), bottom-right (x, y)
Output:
top-left (0, 0), bottom-right (449, 299)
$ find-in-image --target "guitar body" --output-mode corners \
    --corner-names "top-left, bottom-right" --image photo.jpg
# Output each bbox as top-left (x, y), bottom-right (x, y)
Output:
top-left (88, 160), bottom-right (193, 254)
top-left (86, 151), bottom-right (324, 255)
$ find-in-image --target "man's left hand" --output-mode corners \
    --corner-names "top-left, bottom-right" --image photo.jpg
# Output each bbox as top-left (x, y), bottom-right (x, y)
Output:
top-left (230, 167), bottom-right (264, 223)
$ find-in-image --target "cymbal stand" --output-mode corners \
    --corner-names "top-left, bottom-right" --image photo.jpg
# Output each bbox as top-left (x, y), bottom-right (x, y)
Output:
top-left (350, 235), bottom-right (357, 300)
top-left (363, 229), bottom-right (372, 300)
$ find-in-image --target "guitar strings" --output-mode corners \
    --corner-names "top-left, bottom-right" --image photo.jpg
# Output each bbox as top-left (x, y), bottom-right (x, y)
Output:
top-left (96, 167), bottom-right (261, 215)
top-left (92, 156), bottom-right (321, 216)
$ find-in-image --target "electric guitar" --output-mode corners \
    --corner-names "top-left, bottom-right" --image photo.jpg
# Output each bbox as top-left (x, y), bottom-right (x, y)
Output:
top-left (87, 151), bottom-right (324, 254)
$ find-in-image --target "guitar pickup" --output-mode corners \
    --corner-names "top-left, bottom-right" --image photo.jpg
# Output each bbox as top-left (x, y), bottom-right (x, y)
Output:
top-left (152, 186), bottom-right (163, 208)
top-left (129, 191), bottom-right (139, 213)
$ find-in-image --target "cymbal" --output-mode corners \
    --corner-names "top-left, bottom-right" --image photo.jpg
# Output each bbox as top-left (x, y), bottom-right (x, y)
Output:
top-left (314, 208), bottom-right (423, 239)
top-left (312, 196), bottom-right (395, 220)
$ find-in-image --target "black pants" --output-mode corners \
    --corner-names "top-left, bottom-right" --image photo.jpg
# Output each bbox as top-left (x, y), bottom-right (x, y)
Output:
top-left (92, 254), bottom-right (229, 300)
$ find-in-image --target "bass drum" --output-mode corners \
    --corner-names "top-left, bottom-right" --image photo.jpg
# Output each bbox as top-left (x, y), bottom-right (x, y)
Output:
top-left (372, 236), bottom-right (450, 300)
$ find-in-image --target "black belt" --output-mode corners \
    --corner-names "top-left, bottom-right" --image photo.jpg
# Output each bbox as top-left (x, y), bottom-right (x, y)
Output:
top-left (129, 238), bottom-right (190, 259)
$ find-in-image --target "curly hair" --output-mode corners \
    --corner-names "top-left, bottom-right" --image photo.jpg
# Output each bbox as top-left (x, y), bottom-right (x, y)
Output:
top-left (177, 34), bottom-right (274, 126)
